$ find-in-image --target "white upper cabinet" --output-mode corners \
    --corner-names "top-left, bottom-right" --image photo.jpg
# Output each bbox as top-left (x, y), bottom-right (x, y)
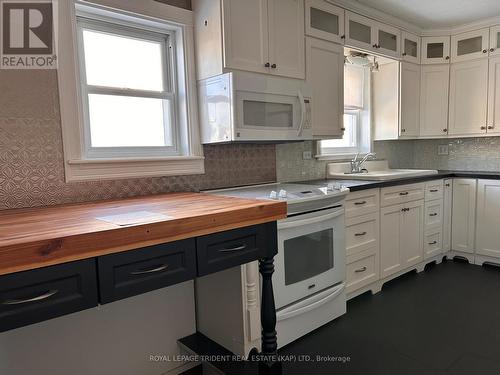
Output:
top-left (305, 0), bottom-right (345, 44)
top-left (399, 62), bottom-right (420, 137)
top-left (421, 36), bottom-right (450, 64)
top-left (306, 37), bottom-right (344, 137)
top-left (489, 25), bottom-right (500, 56)
top-left (268, 0), bottom-right (305, 79)
top-left (419, 64), bottom-right (450, 137)
top-left (193, 0), bottom-right (304, 80)
top-left (401, 31), bottom-right (420, 63)
top-left (487, 56), bottom-right (500, 134)
top-left (221, 0), bottom-right (270, 75)
top-left (451, 28), bottom-right (489, 63)
top-left (345, 11), bottom-right (400, 58)
top-left (448, 59), bottom-right (488, 136)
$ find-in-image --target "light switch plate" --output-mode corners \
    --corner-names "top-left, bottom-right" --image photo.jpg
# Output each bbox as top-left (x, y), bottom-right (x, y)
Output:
top-left (302, 151), bottom-right (312, 160)
top-left (438, 145), bottom-right (449, 155)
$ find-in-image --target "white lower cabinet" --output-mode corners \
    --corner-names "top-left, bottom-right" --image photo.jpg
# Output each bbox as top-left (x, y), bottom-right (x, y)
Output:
top-left (476, 179), bottom-right (500, 258)
top-left (443, 179), bottom-right (453, 252)
top-left (425, 230), bottom-right (443, 259)
top-left (451, 179), bottom-right (477, 253)
top-left (380, 199), bottom-right (424, 278)
top-left (346, 250), bottom-right (379, 294)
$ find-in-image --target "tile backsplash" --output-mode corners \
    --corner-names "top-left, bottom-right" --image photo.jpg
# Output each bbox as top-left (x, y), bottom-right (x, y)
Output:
top-left (0, 70), bottom-right (276, 210)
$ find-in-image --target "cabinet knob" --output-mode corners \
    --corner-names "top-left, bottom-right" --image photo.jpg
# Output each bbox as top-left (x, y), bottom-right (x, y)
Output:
top-left (483, 49), bottom-right (488, 53)
top-left (488, 126), bottom-right (495, 130)
top-left (401, 128), bottom-right (406, 133)
top-left (481, 126), bottom-right (487, 130)
top-left (264, 62), bottom-right (270, 67)
top-left (490, 48), bottom-right (495, 52)
top-left (271, 63), bottom-right (277, 69)
top-left (443, 128), bottom-right (448, 132)
top-left (402, 52), bottom-right (407, 56)
top-left (445, 56), bottom-right (450, 60)
top-left (340, 34), bottom-right (345, 39)
top-left (372, 44), bottom-right (378, 48)
top-left (340, 127), bottom-right (346, 131)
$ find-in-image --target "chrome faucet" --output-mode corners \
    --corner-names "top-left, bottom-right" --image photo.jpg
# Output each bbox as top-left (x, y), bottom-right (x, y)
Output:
top-left (350, 152), bottom-right (376, 173)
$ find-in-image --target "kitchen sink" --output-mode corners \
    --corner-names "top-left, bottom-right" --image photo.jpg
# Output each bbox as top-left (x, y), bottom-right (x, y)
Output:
top-left (327, 160), bottom-right (438, 181)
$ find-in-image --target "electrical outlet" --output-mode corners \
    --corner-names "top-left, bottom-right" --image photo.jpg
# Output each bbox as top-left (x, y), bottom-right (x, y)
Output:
top-left (302, 151), bottom-right (312, 160)
top-left (438, 145), bottom-right (449, 156)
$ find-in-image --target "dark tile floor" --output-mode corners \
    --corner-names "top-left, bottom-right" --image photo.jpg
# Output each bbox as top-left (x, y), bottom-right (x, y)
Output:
top-left (279, 259), bottom-right (500, 374)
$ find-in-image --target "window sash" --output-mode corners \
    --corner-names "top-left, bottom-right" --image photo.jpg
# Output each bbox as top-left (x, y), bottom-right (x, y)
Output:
top-left (76, 17), bottom-right (180, 158)
top-left (320, 111), bottom-right (363, 156)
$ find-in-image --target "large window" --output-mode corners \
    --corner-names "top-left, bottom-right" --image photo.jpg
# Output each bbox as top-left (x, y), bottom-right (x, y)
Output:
top-left (57, 1), bottom-right (204, 181)
top-left (319, 63), bottom-right (371, 158)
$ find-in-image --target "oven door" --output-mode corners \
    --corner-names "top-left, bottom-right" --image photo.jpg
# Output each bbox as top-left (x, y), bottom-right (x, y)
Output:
top-left (234, 90), bottom-right (310, 141)
top-left (274, 207), bottom-right (346, 309)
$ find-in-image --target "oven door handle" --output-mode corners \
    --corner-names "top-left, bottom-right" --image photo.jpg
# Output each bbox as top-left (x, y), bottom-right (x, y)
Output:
top-left (278, 209), bottom-right (344, 230)
top-left (277, 284), bottom-right (345, 322)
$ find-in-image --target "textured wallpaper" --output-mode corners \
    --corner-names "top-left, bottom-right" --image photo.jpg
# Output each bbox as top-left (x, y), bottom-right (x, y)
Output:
top-left (0, 70), bottom-right (276, 210)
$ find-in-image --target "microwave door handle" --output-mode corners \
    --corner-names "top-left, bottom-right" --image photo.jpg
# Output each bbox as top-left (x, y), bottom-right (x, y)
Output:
top-left (278, 209), bottom-right (344, 230)
top-left (297, 90), bottom-right (306, 136)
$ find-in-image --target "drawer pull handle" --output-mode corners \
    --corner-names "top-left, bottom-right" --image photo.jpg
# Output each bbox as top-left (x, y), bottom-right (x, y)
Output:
top-left (355, 267), bottom-right (367, 273)
top-left (131, 264), bottom-right (168, 275)
top-left (2, 289), bottom-right (58, 305)
top-left (428, 241), bottom-right (437, 245)
top-left (219, 244), bottom-right (247, 253)
top-left (429, 213), bottom-right (438, 217)
top-left (399, 192), bottom-right (409, 196)
top-left (429, 189), bottom-right (438, 192)
top-left (354, 231), bottom-right (367, 236)
top-left (354, 201), bottom-right (367, 205)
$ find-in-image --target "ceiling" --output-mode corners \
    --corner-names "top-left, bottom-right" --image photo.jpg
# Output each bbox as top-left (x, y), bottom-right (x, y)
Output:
top-left (353, 0), bottom-right (500, 29)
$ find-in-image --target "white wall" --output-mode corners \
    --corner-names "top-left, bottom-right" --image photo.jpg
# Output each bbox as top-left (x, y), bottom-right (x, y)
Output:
top-left (0, 281), bottom-right (196, 375)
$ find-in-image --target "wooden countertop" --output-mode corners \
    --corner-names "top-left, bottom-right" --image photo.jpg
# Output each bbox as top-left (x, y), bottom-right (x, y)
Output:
top-left (0, 192), bottom-right (287, 276)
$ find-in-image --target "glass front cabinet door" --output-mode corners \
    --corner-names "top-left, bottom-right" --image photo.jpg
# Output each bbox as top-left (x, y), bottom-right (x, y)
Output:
top-left (451, 29), bottom-right (489, 63)
top-left (421, 36), bottom-right (451, 64)
top-left (401, 31), bottom-right (420, 63)
top-left (489, 25), bottom-right (500, 56)
top-left (345, 11), bottom-right (376, 52)
top-left (305, 0), bottom-right (345, 44)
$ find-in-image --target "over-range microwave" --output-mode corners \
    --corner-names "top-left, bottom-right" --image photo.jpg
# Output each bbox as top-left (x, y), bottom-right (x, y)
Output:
top-left (198, 71), bottom-right (313, 143)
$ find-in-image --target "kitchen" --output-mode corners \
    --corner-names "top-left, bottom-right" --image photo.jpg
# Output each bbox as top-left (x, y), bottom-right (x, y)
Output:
top-left (2, 0), bottom-right (500, 374)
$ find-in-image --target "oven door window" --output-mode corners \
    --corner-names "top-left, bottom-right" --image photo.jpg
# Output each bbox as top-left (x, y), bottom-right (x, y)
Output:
top-left (283, 228), bottom-right (334, 285)
top-left (243, 100), bottom-right (294, 128)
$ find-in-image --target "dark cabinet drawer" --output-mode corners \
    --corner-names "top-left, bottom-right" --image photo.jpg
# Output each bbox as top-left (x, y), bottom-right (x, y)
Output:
top-left (0, 259), bottom-right (98, 332)
top-left (97, 239), bottom-right (196, 303)
top-left (196, 222), bottom-right (277, 276)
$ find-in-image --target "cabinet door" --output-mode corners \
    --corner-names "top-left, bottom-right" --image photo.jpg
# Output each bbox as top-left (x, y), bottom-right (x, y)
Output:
top-left (476, 180), bottom-right (500, 258)
top-left (487, 56), bottom-right (500, 134)
top-left (305, 0), bottom-right (344, 44)
top-left (442, 179), bottom-right (453, 252)
top-left (449, 59), bottom-right (488, 136)
top-left (489, 25), bottom-right (500, 56)
top-left (380, 204), bottom-right (403, 278)
top-left (400, 62), bottom-right (420, 137)
top-left (345, 11), bottom-right (376, 52)
top-left (421, 36), bottom-right (450, 64)
top-left (419, 64), bottom-right (450, 137)
top-left (222, 0), bottom-right (270, 74)
top-left (401, 31), bottom-right (420, 63)
top-left (306, 37), bottom-right (343, 137)
top-left (451, 28), bottom-right (489, 63)
top-left (452, 179), bottom-right (477, 253)
top-left (400, 200), bottom-right (424, 268)
top-left (376, 23), bottom-right (401, 58)
top-left (268, 0), bottom-right (305, 79)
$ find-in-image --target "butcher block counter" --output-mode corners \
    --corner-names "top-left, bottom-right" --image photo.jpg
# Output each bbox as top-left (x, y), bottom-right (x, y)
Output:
top-left (0, 192), bottom-right (286, 276)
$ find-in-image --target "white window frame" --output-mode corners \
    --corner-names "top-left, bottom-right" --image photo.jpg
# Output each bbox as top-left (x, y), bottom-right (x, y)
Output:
top-left (319, 110), bottom-right (361, 157)
top-left (58, 0), bottom-right (204, 182)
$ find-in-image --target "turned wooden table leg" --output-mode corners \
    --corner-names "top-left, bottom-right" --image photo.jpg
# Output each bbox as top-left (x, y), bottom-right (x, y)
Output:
top-left (259, 256), bottom-right (278, 360)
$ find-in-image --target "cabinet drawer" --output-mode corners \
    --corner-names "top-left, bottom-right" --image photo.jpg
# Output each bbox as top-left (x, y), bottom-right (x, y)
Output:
top-left (381, 183), bottom-right (425, 207)
top-left (425, 230), bottom-right (443, 259)
top-left (197, 223), bottom-right (277, 276)
top-left (0, 260), bottom-right (98, 332)
top-left (345, 189), bottom-right (380, 218)
top-left (425, 180), bottom-right (444, 201)
top-left (346, 213), bottom-right (379, 257)
top-left (346, 251), bottom-right (379, 294)
top-left (425, 199), bottom-right (443, 230)
top-left (98, 239), bottom-right (196, 303)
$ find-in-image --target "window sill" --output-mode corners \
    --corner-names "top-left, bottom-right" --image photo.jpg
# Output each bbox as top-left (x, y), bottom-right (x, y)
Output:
top-left (65, 156), bottom-right (205, 182)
